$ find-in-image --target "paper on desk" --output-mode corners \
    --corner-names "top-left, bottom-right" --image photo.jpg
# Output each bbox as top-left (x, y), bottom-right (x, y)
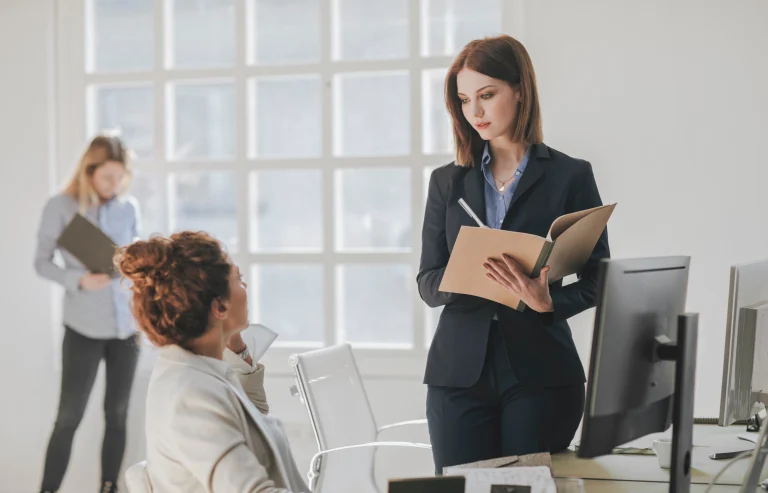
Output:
top-left (441, 466), bottom-right (556, 493)
top-left (447, 453), bottom-right (552, 470)
top-left (241, 324), bottom-right (278, 362)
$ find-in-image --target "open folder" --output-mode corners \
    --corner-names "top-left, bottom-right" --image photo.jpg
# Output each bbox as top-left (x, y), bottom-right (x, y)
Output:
top-left (241, 324), bottom-right (279, 362)
top-left (57, 213), bottom-right (119, 277)
top-left (439, 203), bottom-right (616, 311)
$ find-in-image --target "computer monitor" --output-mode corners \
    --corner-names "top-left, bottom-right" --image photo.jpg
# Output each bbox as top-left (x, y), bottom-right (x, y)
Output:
top-left (578, 256), bottom-right (698, 493)
top-left (719, 259), bottom-right (768, 427)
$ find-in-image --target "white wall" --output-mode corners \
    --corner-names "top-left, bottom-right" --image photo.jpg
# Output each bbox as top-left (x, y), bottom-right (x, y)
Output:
top-left (0, 1), bottom-right (60, 490)
top-left (0, 3), bottom-right (154, 491)
top-left (1, 0), bottom-right (767, 491)
top-left (522, 0), bottom-right (768, 418)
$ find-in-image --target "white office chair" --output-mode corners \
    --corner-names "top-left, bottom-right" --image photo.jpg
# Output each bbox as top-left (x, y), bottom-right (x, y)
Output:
top-left (125, 460), bottom-right (152, 493)
top-left (289, 344), bottom-right (431, 493)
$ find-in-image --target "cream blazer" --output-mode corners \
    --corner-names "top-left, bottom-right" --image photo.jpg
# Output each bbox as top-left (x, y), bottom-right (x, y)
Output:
top-left (144, 344), bottom-right (310, 493)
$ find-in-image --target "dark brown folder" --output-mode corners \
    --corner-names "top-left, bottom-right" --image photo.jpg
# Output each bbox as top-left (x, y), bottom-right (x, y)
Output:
top-left (56, 213), bottom-right (118, 277)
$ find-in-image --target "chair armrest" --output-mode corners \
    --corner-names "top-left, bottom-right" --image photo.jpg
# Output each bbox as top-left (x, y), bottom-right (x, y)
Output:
top-left (377, 419), bottom-right (428, 433)
top-left (308, 441), bottom-right (432, 483)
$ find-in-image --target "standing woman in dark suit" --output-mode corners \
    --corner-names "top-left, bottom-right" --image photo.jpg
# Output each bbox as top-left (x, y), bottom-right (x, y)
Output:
top-left (418, 35), bottom-right (610, 473)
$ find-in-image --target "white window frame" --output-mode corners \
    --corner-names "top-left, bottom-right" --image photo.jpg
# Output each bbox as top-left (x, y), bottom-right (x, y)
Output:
top-left (54, 0), bottom-right (523, 377)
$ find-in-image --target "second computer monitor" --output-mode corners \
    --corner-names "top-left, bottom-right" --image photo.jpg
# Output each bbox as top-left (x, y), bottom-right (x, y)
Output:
top-left (719, 258), bottom-right (768, 426)
top-left (578, 256), bottom-right (691, 458)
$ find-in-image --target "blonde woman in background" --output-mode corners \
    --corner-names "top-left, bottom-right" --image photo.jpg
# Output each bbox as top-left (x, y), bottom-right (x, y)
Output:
top-left (34, 135), bottom-right (141, 493)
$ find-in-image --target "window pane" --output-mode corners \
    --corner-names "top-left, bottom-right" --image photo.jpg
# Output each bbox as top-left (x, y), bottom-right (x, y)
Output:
top-left (421, 0), bottom-right (502, 57)
top-left (422, 69), bottom-right (453, 155)
top-left (249, 76), bottom-right (321, 159)
top-left (338, 264), bottom-right (412, 345)
top-left (336, 168), bottom-right (411, 252)
top-left (249, 170), bottom-right (322, 252)
top-left (425, 305), bottom-right (443, 347)
top-left (88, 0), bottom-right (153, 72)
top-left (170, 171), bottom-right (238, 251)
top-left (89, 84), bottom-right (154, 160)
top-left (169, 0), bottom-right (235, 69)
top-left (249, 0), bottom-right (320, 65)
top-left (334, 72), bottom-right (410, 157)
top-left (130, 170), bottom-right (168, 239)
top-left (169, 82), bottom-right (235, 160)
top-left (251, 264), bottom-right (324, 344)
top-left (333, 0), bottom-right (409, 61)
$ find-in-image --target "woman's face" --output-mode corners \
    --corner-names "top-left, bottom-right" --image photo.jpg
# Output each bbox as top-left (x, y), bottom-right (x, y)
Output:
top-left (456, 68), bottom-right (521, 141)
top-left (91, 160), bottom-right (126, 201)
top-left (221, 262), bottom-right (249, 336)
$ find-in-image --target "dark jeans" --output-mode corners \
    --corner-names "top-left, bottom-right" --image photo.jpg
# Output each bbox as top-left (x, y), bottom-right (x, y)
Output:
top-left (40, 326), bottom-right (139, 491)
top-left (426, 321), bottom-right (585, 474)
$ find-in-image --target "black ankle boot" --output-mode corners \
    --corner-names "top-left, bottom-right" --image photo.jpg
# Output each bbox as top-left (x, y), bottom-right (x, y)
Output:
top-left (100, 480), bottom-right (117, 493)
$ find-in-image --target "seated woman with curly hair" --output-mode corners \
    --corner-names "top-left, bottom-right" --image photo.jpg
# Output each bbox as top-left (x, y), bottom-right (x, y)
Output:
top-left (115, 231), bottom-right (309, 492)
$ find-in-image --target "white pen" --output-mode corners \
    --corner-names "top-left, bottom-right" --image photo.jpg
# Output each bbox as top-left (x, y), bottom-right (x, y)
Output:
top-left (458, 198), bottom-right (488, 228)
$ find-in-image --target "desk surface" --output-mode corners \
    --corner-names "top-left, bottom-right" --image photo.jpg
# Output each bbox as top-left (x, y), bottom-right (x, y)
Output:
top-left (570, 480), bottom-right (742, 492)
top-left (552, 424), bottom-right (765, 492)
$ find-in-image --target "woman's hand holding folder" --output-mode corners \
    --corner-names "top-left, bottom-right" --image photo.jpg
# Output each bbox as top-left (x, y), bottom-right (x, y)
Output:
top-left (78, 272), bottom-right (111, 291)
top-left (440, 202), bottom-right (615, 311)
top-left (484, 255), bottom-right (554, 313)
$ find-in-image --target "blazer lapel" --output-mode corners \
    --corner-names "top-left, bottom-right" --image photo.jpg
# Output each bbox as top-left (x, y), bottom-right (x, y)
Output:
top-left (501, 143), bottom-right (548, 229)
top-left (217, 376), bottom-right (295, 486)
top-left (462, 164), bottom-right (487, 226)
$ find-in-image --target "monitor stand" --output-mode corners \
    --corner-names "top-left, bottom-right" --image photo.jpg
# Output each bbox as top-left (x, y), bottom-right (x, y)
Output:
top-left (654, 313), bottom-right (699, 493)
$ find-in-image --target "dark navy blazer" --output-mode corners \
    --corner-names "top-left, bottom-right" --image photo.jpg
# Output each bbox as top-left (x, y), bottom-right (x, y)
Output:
top-left (418, 143), bottom-right (611, 388)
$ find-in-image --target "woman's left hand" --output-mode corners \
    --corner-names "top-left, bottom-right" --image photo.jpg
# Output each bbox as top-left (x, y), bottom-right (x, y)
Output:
top-left (484, 255), bottom-right (554, 313)
top-left (227, 332), bottom-right (254, 366)
top-left (227, 332), bottom-right (247, 354)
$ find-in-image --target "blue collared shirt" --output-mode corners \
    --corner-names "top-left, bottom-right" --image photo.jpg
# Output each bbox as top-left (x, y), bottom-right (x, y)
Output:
top-left (480, 142), bottom-right (531, 229)
top-left (35, 193), bottom-right (140, 339)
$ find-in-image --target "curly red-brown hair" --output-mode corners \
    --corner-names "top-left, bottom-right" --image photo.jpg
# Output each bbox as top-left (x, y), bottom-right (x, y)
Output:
top-left (115, 231), bottom-right (231, 347)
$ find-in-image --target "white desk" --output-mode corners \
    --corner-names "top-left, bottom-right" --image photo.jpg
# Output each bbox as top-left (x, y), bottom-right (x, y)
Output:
top-left (551, 425), bottom-right (766, 492)
top-left (562, 480), bottom-right (742, 492)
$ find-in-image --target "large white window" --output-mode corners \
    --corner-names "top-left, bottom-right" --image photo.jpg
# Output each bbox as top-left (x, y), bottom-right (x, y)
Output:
top-left (56, 0), bottom-right (516, 375)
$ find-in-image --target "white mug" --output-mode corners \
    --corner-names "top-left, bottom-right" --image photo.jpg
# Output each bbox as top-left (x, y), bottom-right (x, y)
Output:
top-left (652, 438), bottom-right (672, 469)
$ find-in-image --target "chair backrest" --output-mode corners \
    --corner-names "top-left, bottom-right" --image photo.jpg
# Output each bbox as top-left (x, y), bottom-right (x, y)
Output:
top-left (290, 343), bottom-right (379, 493)
top-left (125, 460), bottom-right (152, 493)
